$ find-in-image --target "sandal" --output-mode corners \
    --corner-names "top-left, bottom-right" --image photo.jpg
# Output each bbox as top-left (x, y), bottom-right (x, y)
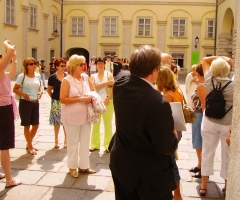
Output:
top-left (0, 173), bottom-right (5, 180)
top-left (78, 168), bottom-right (96, 174)
top-left (189, 167), bottom-right (201, 173)
top-left (5, 178), bottom-right (22, 189)
top-left (89, 148), bottom-right (99, 152)
top-left (105, 149), bottom-right (111, 153)
top-left (192, 172), bottom-right (201, 178)
top-left (69, 169), bottom-right (78, 178)
top-left (199, 188), bottom-right (207, 197)
top-left (28, 149), bottom-right (37, 155)
top-left (64, 140), bottom-right (67, 149)
top-left (54, 139), bottom-right (59, 149)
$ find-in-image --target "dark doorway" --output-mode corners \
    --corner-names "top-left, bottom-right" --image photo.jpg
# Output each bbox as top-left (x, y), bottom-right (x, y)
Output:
top-left (69, 48), bottom-right (89, 67)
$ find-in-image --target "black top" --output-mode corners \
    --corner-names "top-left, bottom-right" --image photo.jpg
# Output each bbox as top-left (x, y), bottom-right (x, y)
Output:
top-left (110, 70), bottom-right (177, 197)
top-left (113, 62), bottom-right (122, 77)
top-left (48, 73), bottom-right (61, 100)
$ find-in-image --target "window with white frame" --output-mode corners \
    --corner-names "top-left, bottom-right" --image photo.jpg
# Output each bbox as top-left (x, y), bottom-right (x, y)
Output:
top-left (71, 17), bottom-right (84, 36)
top-left (32, 48), bottom-right (37, 60)
top-left (5, 0), bottom-right (15, 24)
top-left (104, 17), bottom-right (117, 36)
top-left (137, 18), bottom-right (151, 36)
top-left (53, 14), bottom-right (58, 32)
top-left (171, 53), bottom-right (185, 68)
top-left (172, 18), bottom-right (186, 37)
top-left (30, 5), bottom-right (37, 29)
top-left (206, 19), bottom-right (215, 38)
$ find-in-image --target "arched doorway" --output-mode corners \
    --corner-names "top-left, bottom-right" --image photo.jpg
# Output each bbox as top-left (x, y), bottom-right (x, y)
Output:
top-left (66, 48), bottom-right (90, 74)
top-left (218, 8), bottom-right (234, 57)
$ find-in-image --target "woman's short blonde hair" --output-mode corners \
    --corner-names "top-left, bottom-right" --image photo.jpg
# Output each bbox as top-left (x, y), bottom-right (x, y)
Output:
top-left (156, 66), bottom-right (177, 92)
top-left (210, 57), bottom-right (230, 78)
top-left (67, 54), bottom-right (86, 75)
top-left (191, 64), bottom-right (197, 72)
top-left (23, 57), bottom-right (36, 74)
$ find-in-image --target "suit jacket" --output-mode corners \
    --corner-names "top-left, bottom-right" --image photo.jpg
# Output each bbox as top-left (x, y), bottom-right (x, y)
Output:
top-left (110, 70), bottom-right (178, 198)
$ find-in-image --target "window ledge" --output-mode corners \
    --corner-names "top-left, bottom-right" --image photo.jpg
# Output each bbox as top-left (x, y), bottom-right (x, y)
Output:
top-left (102, 35), bottom-right (119, 37)
top-left (204, 37), bottom-right (215, 40)
top-left (69, 35), bottom-right (85, 37)
top-left (28, 28), bottom-right (39, 33)
top-left (3, 23), bottom-right (18, 29)
top-left (170, 37), bottom-right (187, 39)
top-left (135, 36), bottom-right (153, 38)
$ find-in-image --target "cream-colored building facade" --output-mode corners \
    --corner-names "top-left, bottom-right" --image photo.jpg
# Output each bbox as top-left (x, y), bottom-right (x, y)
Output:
top-left (0, 0), bottom-right (237, 73)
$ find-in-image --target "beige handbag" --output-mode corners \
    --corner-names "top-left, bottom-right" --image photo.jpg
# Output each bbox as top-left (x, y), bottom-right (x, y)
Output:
top-left (15, 74), bottom-right (25, 101)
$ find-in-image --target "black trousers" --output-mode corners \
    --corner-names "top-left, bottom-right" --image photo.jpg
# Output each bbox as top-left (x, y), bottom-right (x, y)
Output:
top-left (112, 175), bottom-right (173, 200)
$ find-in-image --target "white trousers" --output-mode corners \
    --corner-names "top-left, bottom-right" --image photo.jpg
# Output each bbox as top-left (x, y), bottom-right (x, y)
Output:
top-left (64, 123), bottom-right (91, 169)
top-left (201, 115), bottom-right (230, 179)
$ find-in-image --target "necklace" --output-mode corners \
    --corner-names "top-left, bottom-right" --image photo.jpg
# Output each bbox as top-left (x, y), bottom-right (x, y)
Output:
top-left (73, 76), bottom-right (84, 96)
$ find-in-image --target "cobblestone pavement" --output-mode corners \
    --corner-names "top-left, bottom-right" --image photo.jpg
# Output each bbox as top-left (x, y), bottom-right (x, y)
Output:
top-left (0, 76), bottom-right (225, 200)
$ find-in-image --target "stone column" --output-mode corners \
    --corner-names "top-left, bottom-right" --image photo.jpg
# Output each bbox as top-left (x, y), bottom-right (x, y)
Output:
top-left (42, 13), bottom-right (48, 61)
top-left (89, 20), bottom-right (99, 57)
top-left (21, 5), bottom-right (29, 72)
top-left (156, 21), bottom-right (167, 52)
top-left (226, 0), bottom-right (240, 199)
top-left (122, 20), bottom-right (132, 58)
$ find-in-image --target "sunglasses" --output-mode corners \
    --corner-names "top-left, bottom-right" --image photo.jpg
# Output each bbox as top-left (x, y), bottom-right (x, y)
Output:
top-left (0, 54), bottom-right (2, 58)
top-left (77, 63), bottom-right (86, 67)
top-left (28, 63), bottom-right (36, 66)
top-left (59, 64), bottom-right (66, 67)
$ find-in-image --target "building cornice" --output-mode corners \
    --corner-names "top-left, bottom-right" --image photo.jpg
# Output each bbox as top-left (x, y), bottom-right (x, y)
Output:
top-left (167, 44), bottom-right (189, 48)
top-left (191, 21), bottom-right (202, 26)
top-left (202, 44), bottom-right (214, 49)
top-left (133, 43), bottom-right (155, 47)
top-left (99, 43), bottom-right (121, 46)
top-left (64, 1), bottom-right (215, 6)
top-left (157, 21), bottom-right (167, 26)
top-left (122, 20), bottom-right (132, 25)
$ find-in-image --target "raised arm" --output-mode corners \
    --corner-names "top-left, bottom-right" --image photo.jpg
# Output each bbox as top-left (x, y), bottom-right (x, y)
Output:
top-left (7, 51), bottom-right (17, 78)
top-left (161, 53), bottom-right (173, 65)
top-left (202, 56), bottom-right (234, 74)
top-left (0, 40), bottom-right (15, 73)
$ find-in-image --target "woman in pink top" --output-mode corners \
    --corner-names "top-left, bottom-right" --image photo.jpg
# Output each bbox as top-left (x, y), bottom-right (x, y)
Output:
top-left (0, 40), bottom-right (21, 188)
top-left (60, 54), bottom-right (96, 178)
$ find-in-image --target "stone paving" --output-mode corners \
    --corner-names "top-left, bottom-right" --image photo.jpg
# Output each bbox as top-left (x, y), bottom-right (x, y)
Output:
top-left (0, 77), bottom-right (225, 200)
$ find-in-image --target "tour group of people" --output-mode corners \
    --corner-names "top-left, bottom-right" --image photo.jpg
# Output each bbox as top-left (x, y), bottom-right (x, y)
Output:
top-left (0, 40), bottom-right (234, 200)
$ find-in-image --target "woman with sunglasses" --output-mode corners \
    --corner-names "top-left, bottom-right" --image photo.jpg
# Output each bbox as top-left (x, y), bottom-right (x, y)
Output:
top-left (13, 58), bottom-right (42, 155)
top-left (0, 40), bottom-right (22, 188)
top-left (60, 54), bottom-right (96, 178)
top-left (47, 58), bottom-right (67, 149)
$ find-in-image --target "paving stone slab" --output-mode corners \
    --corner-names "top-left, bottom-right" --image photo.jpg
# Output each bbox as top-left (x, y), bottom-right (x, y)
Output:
top-left (37, 172), bottom-right (76, 187)
top-left (0, 185), bottom-right (49, 200)
top-left (28, 160), bottom-right (66, 172)
top-left (182, 181), bottom-right (222, 199)
top-left (94, 164), bottom-right (111, 177)
top-left (72, 175), bottom-right (111, 191)
top-left (90, 191), bottom-right (114, 200)
top-left (10, 156), bottom-right (36, 170)
top-left (40, 187), bottom-right (86, 200)
top-left (81, 191), bottom-right (103, 200)
top-left (12, 170), bottom-right (46, 185)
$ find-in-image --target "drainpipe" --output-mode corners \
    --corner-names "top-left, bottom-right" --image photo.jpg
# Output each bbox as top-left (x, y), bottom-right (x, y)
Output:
top-left (60, 0), bottom-right (63, 57)
top-left (214, 0), bottom-right (218, 55)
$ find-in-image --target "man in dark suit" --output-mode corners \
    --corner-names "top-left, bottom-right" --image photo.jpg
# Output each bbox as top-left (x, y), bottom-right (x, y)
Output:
top-left (110, 45), bottom-right (178, 200)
